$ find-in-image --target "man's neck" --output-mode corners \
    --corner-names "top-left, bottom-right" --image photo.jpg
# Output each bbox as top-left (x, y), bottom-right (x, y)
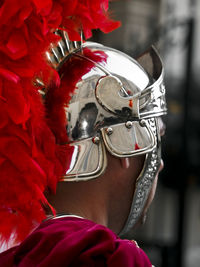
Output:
top-left (46, 180), bottom-right (109, 228)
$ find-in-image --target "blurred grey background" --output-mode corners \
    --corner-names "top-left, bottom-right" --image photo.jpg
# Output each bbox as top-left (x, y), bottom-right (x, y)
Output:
top-left (92, 0), bottom-right (200, 266)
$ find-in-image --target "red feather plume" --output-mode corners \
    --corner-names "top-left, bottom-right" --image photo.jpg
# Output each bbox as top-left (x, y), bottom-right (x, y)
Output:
top-left (0, 0), bottom-right (120, 247)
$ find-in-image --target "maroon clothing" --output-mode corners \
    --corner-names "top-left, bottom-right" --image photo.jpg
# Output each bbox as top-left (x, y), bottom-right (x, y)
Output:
top-left (0, 216), bottom-right (152, 266)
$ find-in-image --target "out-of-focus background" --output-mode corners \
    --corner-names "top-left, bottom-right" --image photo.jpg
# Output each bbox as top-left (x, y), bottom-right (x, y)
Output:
top-left (93, 0), bottom-right (200, 266)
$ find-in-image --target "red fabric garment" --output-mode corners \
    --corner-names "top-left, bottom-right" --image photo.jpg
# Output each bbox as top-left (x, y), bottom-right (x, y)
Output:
top-left (0, 216), bottom-right (152, 267)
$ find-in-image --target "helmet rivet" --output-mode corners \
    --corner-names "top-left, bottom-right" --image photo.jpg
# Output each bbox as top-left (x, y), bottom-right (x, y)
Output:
top-left (92, 136), bottom-right (100, 144)
top-left (139, 119), bottom-right (146, 127)
top-left (125, 121), bottom-right (132, 129)
top-left (106, 127), bottom-right (113, 135)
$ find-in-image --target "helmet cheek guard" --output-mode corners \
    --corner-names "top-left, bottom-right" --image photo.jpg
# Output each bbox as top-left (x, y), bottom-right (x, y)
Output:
top-left (65, 138), bottom-right (107, 181)
top-left (101, 120), bottom-right (156, 158)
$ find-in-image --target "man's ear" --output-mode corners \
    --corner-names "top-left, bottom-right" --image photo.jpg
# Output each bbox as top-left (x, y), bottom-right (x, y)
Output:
top-left (120, 158), bottom-right (130, 169)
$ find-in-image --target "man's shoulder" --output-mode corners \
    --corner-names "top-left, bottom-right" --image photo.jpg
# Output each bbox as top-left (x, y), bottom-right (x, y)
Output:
top-left (0, 216), bottom-right (152, 266)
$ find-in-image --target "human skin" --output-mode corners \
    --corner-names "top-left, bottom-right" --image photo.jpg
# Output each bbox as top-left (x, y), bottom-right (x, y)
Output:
top-left (46, 153), bottom-right (145, 233)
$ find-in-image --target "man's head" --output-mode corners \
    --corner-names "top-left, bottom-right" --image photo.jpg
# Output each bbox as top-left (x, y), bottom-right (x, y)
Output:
top-left (45, 32), bottom-right (167, 238)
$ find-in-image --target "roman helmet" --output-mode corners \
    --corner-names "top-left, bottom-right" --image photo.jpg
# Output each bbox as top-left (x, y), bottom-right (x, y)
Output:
top-left (44, 30), bottom-right (167, 238)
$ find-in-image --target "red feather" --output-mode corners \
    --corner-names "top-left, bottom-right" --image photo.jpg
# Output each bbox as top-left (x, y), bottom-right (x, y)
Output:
top-left (0, 0), bottom-right (120, 246)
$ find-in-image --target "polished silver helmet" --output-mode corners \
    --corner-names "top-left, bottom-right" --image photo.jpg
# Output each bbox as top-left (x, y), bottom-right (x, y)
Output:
top-left (45, 31), bottom-right (167, 238)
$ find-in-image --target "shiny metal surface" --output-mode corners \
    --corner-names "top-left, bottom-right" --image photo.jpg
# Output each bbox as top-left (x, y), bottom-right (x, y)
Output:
top-left (59, 42), bottom-right (166, 181)
top-left (119, 118), bottom-right (161, 238)
top-left (64, 137), bottom-right (107, 181)
top-left (64, 44), bottom-right (166, 144)
top-left (46, 30), bottom-right (80, 69)
top-left (101, 120), bottom-right (156, 157)
top-left (139, 47), bottom-right (167, 119)
top-left (95, 75), bottom-right (140, 118)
